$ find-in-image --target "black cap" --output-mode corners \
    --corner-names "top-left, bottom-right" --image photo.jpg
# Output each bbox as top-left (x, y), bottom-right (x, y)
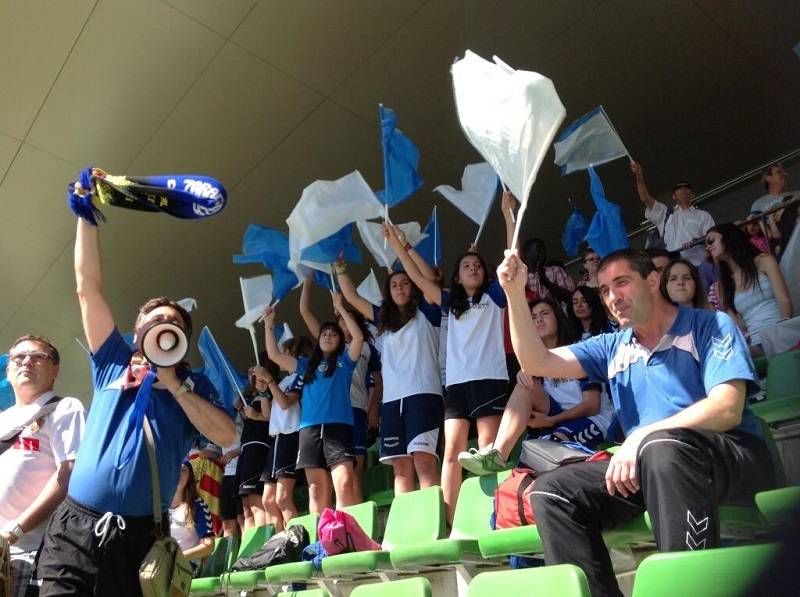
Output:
top-left (673, 181), bottom-right (693, 192)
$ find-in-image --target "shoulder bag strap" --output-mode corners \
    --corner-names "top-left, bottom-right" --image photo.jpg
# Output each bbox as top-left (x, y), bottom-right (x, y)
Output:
top-left (0, 395), bottom-right (62, 455)
top-left (141, 416), bottom-right (163, 535)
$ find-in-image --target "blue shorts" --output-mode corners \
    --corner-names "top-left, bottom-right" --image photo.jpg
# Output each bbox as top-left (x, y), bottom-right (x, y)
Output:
top-left (379, 394), bottom-right (444, 462)
top-left (352, 407), bottom-right (367, 456)
top-left (526, 397), bottom-right (606, 450)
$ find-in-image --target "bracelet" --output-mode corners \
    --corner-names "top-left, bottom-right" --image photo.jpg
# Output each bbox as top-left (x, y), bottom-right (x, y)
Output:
top-left (403, 242), bottom-right (412, 252)
top-left (333, 262), bottom-right (347, 275)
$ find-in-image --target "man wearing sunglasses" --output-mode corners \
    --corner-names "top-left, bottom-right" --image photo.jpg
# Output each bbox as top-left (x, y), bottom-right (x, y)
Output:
top-left (0, 335), bottom-right (86, 597)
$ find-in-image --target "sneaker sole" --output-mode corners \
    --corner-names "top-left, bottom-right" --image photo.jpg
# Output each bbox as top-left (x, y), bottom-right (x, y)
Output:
top-left (457, 453), bottom-right (496, 476)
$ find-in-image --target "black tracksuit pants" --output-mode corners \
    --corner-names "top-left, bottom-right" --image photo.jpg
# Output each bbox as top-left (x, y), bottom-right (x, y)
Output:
top-left (530, 427), bottom-right (775, 597)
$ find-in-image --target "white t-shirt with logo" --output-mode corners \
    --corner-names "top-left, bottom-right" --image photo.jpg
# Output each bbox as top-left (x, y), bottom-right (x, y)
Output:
top-left (0, 391), bottom-right (85, 551)
top-left (269, 374), bottom-right (302, 435)
top-left (221, 416), bottom-right (243, 476)
top-left (542, 377), bottom-right (614, 436)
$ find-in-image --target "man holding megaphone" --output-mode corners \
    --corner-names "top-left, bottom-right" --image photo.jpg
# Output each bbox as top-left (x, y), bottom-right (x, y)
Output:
top-left (36, 218), bottom-right (235, 597)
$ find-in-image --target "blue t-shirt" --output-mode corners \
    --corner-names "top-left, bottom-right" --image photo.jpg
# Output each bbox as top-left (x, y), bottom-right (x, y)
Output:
top-left (568, 307), bottom-right (761, 438)
top-left (68, 328), bottom-right (224, 516)
top-left (295, 352), bottom-right (357, 428)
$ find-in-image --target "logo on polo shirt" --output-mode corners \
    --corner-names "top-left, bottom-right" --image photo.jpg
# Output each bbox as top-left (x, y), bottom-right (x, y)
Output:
top-left (13, 437), bottom-right (40, 452)
top-left (711, 334), bottom-right (734, 361)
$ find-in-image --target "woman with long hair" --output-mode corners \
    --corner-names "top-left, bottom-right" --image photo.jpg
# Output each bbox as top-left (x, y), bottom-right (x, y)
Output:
top-left (568, 285), bottom-right (615, 340)
top-left (706, 223), bottom-right (792, 354)
top-left (299, 274), bottom-right (380, 504)
top-left (337, 252), bottom-right (443, 499)
top-left (660, 259), bottom-right (710, 310)
top-left (460, 298), bottom-right (615, 475)
top-left (385, 219), bottom-right (510, 524)
top-left (264, 292), bottom-right (363, 512)
top-left (169, 461), bottom-right (214, 564)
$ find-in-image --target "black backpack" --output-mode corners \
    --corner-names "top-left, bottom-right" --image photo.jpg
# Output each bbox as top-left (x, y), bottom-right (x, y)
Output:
top-left (230, 525), bottom-right (310, 571)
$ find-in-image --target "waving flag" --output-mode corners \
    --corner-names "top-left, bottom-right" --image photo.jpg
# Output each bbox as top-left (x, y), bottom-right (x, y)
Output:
top-left (233, 225), bottom-right (299, 301)
top-left (300, 223), bottom-right (362, 266)
top-left (198, 327), bottom-right (246, 415)
top-left (561, 203), bottom-right (589, 257)
top-left (412, 206), bottom-right (442, 267)
top-left (236, 275), bottom-right (273, 329)
top-left (275, 323), bottom-right (294, 345)
top-left (177, 297), bottom-right (198, 312)
top-left (357, 269), bottom-right (383, 307)
top-left (585, 167), bottom-right (629, 258)
top-left (358, 220), bottom-right (427, 269)
top-left (434, 163), bottom-right (498, 234)
top-left (553, 106), bottom-right (630, 175)
top-left (451, 51), bottom-right (566, 248)
top-left (376, 105), bottom-right (423, 207)
top-left (67, 167), bottom-right (227, 225)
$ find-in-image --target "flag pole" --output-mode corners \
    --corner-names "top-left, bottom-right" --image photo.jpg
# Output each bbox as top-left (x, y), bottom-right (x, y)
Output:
top-left (510, 193), bottom-right (528, 250)
top-left (248, 325), bottom-right (260, 364)
top-left (473, 218), bottom-right (487, 247)
top-left (501, 182), bottom-right (516, 223)
top-left (433, 205), bottom-right (439, 267)
top-left (599, 105), bottom-right (633, 162)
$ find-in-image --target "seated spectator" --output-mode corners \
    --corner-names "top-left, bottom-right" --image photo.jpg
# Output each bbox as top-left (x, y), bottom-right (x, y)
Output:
top-left (661, 259), bottom-right (710, 310)
top-left (751, 162), bottom-right (798, 215)
top-left (633, 161), bottom-right (715, 265)
top-left (458, 297), bottom-right (615, 475)
top-left (743, 214), bottom-right (772, 253)
top-left (578, 246), bottom-right (601, 288)
top-left (0, 335), bottom-right (85, 597)
top-left (645, 247), bottom-right (674, 276)
top-left (569, 285), bottom-right (615, 340)
top-left (706, 223), bottom-right (793, 354)
top-left (498, 247), bottom-right (775, 597)
top-left (169, 461), bottom-right (214, 564)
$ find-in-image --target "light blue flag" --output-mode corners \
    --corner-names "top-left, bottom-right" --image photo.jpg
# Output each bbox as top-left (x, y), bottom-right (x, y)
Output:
top-left (553, 106), bottom-right (629, 175)
top-left (300, 224), bottom-right (362, 265)
top-left (585, 167), bottom-right (629, 258)
top-left (561, 202), bottom-right (589, 257)
top-left (197, 327), bottom-right (246, 415)
top-left (414, 206), bottom-right (442, 267)
top-left (376, 104), bottom-right (423, 207)
top-left (0, 355), bottom-right (14, 411)
top-left (233, 225), bottom-right (299, 301)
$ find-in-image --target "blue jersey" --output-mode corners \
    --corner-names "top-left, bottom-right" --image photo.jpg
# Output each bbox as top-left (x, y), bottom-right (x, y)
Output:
top-left (569, 307), bottom-right (761, 438)
top-left (295, 352), bottom-right (357, 428)
top-left (68, 328), bottom-right (225, 516)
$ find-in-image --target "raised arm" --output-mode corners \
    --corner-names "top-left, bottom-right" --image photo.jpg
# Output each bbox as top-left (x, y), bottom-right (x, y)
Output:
top-left (498, 250), bottom-right (587, 379)
top-left (299, 274), bottom-right (322, 338)
top-left (263, 307), bottom-right (298, 373)
top-left (630, 161), bottom-right (655, 209)
top-left (394, 227), bottom-right (438, 282)
top-left (332, 292), bottom-right (364, 362)
top-left (270, 382), bottom-right (300, 410)
top-left (502, 190), bottom-right (519, 249)
top-left (384, 222), bottom-right (442, 305)
top-left (74, 218), bottom-right (115, 352)
top-left (759, 253), bottom-right (793, 319)
top-left (335, 263), bottom-right (374, 320)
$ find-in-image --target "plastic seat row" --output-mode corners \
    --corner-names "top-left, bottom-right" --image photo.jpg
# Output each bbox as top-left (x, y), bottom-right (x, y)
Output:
top-left (750, 350), bottom-right (800, 425)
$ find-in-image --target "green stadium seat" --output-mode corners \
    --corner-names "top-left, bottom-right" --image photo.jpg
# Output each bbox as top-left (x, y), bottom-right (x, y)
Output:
top-left (751, 350), bottom-right (800, 424)
top-left (264, 502), bottom-right (378, 586)
top-left (468, 565), bottom-right (590, 596)
top-left (322, 487), bottom-right (445, 578)
top-left (215, 524), bottom-right (274, 589)
top-left (755, 486), bottom-right (800, 526)
top-left (194, 537), bottom-right (226, 578)
top-left (631, 543), bottom-right (780, 597)
top-left (390, 475), bottom-right (495, 568)
top-left (752, 355), bottom-right (768, 378)
top-left (350, 577), bottom-right (432, 596)
top-left (190, 535), bottom-right (238, 595)
top-left (288, 512), bottom-right (322, 543)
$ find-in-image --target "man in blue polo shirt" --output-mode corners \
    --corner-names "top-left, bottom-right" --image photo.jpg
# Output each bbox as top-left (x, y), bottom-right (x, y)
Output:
top-left (37, 219), bottom-right (235, 596)
top-left (498, 248), bottom-right (774, 597)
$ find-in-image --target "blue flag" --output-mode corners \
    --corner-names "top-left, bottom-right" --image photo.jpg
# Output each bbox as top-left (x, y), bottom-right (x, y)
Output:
top-left (414, 207), bottom-right (441, 267)
top-left (585, 167), bottom-right (629, 258)
top-left (197, 327), bottom-right (246, 415)
top-left (0, 355), bottom-right (14, 411)
top-left (376, 105), bottom-right (423, 207)
top-left (233, 225), bottom-right (299, 301)
top-left (300, 223), bottom-right (362, 265)
top-left (553, 106), bottom-right (628, 175)
top-left (561, 204), bottom-right (589, 257)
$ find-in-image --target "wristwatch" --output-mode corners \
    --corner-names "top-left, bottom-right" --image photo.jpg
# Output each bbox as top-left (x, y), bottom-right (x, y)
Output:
top-left (2, 521), bottom-right (23, 541)
top-left (173, 377), bottom-right (194, 398)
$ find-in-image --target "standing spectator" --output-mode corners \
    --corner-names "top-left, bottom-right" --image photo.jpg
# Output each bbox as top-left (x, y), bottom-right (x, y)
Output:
top-left (37, 218), bottom-right (234, 597)
top-left (751, 162), bottom-right (798, 215)
top-left (632, 161), bottom-right (714, 266)
top-left (0, 335), bottom-right (85, 597)
top-left (645, 248), bottom-right (673, 277)
top-left (219, 411), bottom-right (244, 537)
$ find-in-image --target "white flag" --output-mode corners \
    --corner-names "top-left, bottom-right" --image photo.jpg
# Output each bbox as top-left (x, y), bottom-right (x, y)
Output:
top-left (553, 106), bottom-right (629, 175)
top-left (434, 162), bottom-right (498, 226)
top-left (235, 274), bottom-right (273, 329)
top-left (357, 221), bottom-right (427, 269)
top-left (177, 297), bottom-right (198, 312)
top-left (357, 268), bottom-right (383, 307)
top-left (451, 51), bottom-right (566, 247)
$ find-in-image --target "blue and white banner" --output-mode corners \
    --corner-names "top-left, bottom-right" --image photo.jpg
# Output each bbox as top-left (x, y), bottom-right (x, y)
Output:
top-left (553, 106), bottom-right (629, 175)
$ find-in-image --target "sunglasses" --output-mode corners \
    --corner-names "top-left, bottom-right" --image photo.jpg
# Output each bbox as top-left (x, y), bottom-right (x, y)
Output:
top-left (9, 351), bottom-right (53, 366)
top-left (705, 238), bottom-right (716, 246)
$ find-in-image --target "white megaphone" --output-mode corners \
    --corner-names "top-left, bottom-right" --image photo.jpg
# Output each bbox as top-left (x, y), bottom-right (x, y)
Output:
top-left (136, 315), bottom-right (190, 367)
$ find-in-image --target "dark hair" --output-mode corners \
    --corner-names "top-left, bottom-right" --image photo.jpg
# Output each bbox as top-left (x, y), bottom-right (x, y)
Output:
top-left (529, 297), bottom-right (577, 348)
top-left (137, 297), bottom-right (193, 339)
top-left (282, 336), bottom-right (313, 358)
top-left (9, 335), bottom-right (60, 365)
top-left (660, 259), bottom-right (709, 310)
top-left (336, 304), bottom-right (374, 344)
top-left (707, 223), bottom-right (762, 314)
top-left (179, 462), bottom-right (199, 511)
top-left (449, 252), bottom-right (491, 320)
top-left (645, 247), bottom-right (671, 261)
top-left (598, 249), bottom-right (656, 280)
top-left (568, 286), bottom-right (610, 336)
top-left (377, 271), bottom-right (421, 335)
top-left (304, 322), bottom-right (344, 384)
top-left (521, 238), bottom-right (547, 269)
